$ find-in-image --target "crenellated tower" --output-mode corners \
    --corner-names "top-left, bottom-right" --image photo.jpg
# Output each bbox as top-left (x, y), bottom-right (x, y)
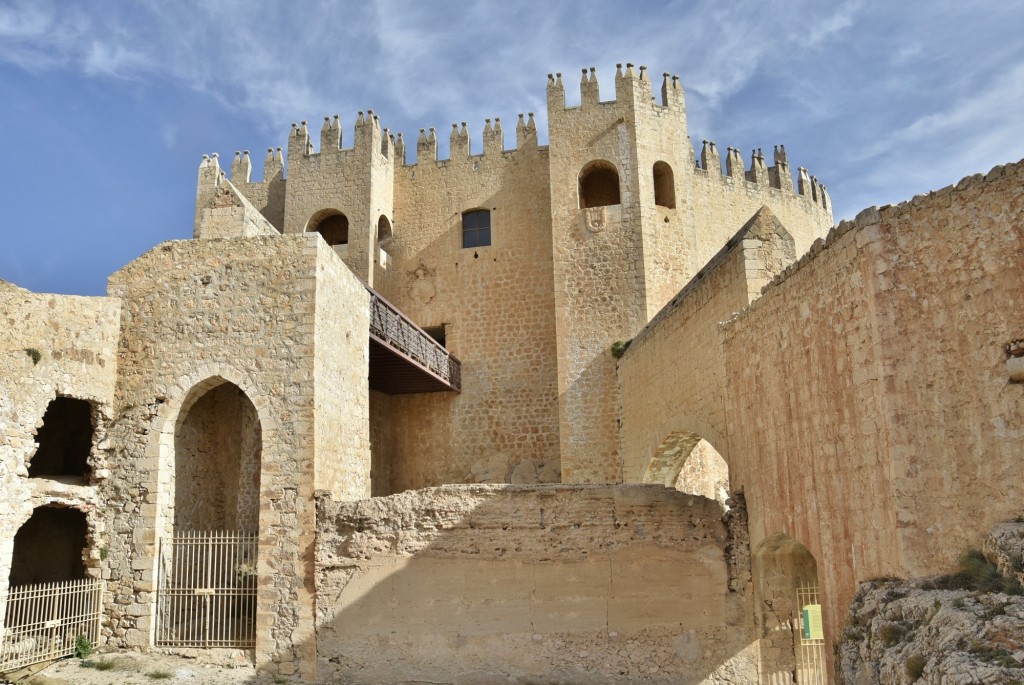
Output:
top-left (546, 63), bottom-right (831, 484)
top-left (193, 62), bottom-right (832, 492)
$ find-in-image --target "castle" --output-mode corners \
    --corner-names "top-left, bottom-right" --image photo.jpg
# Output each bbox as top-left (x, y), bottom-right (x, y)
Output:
top-left (0, 63), bottom-right (1020, 684)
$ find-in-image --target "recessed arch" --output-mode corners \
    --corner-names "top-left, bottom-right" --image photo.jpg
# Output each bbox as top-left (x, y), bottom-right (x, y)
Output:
top-left (377, 215), bottom-right (393, 243)
top-left (753, 534), bottom-right (825, 685)
top-left (643, 431), bottom-right (730, 508)
top-left (306, 209), bottom-right (349, 246)
top-left (174, 379), bottom-right (261, 531)
top-left (653, 161), bottom-right (676, 208)
top-left (9, 506), bottom-right (89, 586)
top-left (579, 160), bottom-right (621, 208)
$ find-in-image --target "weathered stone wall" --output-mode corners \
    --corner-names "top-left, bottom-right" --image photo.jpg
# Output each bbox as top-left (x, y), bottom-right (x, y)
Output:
top-left (315, 484), bottom-right (756, 685)
top-left (722, 160), bottom-right (1024, 648)
top-left (313, 244), bottom-right (372, 500)
top-left (0, 289), bottom-right (120, 622)
top-left (104, 235), bottom-right (369, 679)
top-left (617, 158), bottom-right (1023, 675)
top-left (618, 207), bottom-right (796, 485)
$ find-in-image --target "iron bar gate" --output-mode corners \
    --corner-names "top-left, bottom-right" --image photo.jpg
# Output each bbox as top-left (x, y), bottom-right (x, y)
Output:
top-left (156, 530), bottom-right (257, 649)
top-left (795, 581), bottom-right (826, 685)
top-left (0, 578), bottom-right (103, 672)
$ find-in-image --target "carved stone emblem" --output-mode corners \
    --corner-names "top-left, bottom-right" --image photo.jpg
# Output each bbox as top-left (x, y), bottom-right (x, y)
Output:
top-left (408, 264), bottom-right (436, 305)
top-left (584, 206), bottom-right (607, 233)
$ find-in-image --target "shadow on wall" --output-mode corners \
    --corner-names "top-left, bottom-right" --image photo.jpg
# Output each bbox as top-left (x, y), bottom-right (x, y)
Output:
top-left (295, 484), bottom-right (758, 685)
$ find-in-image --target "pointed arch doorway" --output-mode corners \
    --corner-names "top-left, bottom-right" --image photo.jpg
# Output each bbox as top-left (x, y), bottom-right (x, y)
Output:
top-left (156, 379), bottom-right (260, 649)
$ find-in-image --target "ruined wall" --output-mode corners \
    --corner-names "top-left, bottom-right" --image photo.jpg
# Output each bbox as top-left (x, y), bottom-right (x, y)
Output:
top-left (379, 122), bottom-right (560, 491)
top-left (0, 290), bottom-right (119, 620)
top-left (722, 160), bottom-right (1024, 649)
top-left (104, 235), bottom-right (369, 679)
top-left (315, 484), bottom-right (756, 685)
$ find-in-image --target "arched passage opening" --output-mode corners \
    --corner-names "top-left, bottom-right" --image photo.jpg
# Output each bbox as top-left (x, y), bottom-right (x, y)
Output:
top-left (377, 215), bottom-right (393, 243)
top-left (157, 379), bottom-right (261, 649)
top-left (753, 534), bottom-right (826, 685)
top-left (579, 160), bottom-right (621, 208)
top-left (643, 431), bottom-right (730, 508)
top-left (174, 380), bottom-right (261, 531)
top-left (306, 209), bottom-right (349, 247)
top-left (28, 396), bottom-right (93, 481)
top-left (653, 161), bottom-right (675, 208)
top-left (9, 506), bottom-right (88, 586)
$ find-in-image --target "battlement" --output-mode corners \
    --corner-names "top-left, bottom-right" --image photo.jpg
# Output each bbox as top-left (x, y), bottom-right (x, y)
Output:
top-left (395, 112), bottom-right (540, 168)
top-left (697, 141), bottom-right (829, 211)
top-left (546, 63), bottom-right (686, 112)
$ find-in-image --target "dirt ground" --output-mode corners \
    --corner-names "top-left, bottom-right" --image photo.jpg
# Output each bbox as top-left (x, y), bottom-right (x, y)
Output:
top-left (17, 651), bottom-right (290, 685)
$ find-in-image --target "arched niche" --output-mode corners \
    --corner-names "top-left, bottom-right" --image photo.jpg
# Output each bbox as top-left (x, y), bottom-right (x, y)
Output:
top-left (174, 380), bottom-right (261, 531)
top-left (643, 431), bottom-right (730, 508)
top-left (306, 209), bottom-right (349, 246)
top-left (653, 161), bottom-right (676, 208)
top-left (579, 160), bottom-right (621, 208)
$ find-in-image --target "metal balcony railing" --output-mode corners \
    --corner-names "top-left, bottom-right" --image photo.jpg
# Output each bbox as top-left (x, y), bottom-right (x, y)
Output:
top-left (367, 288), bottom-right (461, 392)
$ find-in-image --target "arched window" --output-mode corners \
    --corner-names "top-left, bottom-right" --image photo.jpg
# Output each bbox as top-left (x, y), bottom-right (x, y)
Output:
top-left (307, 209), bottom-right (349, 246)
top-left (28, 396), bottom-right (93, 479)
top-left (653, 161), bottom-right (676, 208)
top-left (579, 160), bottom-right (621, 208)
top-left (462, 209), bottom-right (491, 248)
top-left (377, 215), bottom-right (393, 243)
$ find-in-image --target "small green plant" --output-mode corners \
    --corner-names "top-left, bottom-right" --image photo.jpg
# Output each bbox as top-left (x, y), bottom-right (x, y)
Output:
top-left (73, 634), bottom-right (94, 659)
top-left (905, 654), bottom-right (926, 681)
top-left (24, 348), bottom-right (41, 365)
top-left (145, 670), bottom-right (173, 680)
top-left (968, 640), bottom-right (1022, 668)
top-left (878, 621), bottom-right (906, 647)
top-left (82, 657), bottom-right (116, 671)
top-left (99, 545), bottom-right (109, 561)
top-left (927, 549), bottom-right (1023, 594)
top-left (611, 339), bottom-right (632, 358)
top-left (272, 675), bottom-right (290, 684)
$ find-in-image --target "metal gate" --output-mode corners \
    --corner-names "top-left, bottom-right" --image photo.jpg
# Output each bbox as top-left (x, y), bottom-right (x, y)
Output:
top-left (0, 578), bottom-right (103, 672)
top-left (796, 581), bottom-right (826, 685)
top-left (156, 531), bottom-right (257, 649)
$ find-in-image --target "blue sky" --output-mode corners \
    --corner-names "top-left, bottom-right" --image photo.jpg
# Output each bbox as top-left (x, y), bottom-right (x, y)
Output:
top-left (2, 0), bottom-right (1022, 295)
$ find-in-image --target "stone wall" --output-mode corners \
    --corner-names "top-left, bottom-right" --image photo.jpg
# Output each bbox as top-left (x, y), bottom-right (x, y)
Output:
top-left (104, 235), bottom-right (370, 679)
top-left (617, 158), bottom-right (1023, 674)
top-left (618, 207), bottom-right (796, 485)
top-left (380, 131), bottom-right (561, 492)
top-left (724, 159), bottom-right (1024, 647)
top-left (315, 484), bottom-right (756, 685)
top-left (0, 290), bottom-right (120, 611)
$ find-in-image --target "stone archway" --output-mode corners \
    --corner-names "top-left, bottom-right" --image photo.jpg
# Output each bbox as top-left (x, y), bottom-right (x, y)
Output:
top-left (643, 431), bottom-right (730, 508)
top-left (752, 534), bottom-right (826, 685)
top-left (174, 380), bottom-right (261, 531)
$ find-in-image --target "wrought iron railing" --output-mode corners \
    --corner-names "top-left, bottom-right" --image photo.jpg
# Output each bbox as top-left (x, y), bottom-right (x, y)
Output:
top-left (368, 288), bottom-right (461, 391)
top-left (1, 578), bottom-right (103, 672)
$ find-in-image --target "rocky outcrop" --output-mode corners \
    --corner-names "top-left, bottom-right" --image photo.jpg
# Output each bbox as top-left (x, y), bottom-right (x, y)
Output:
top-left (839, 523), bottom-right (1024, 685)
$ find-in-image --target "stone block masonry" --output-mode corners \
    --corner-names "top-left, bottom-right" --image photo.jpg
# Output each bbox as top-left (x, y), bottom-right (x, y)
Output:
top-left (315, 484), bottom-right (757, 685)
